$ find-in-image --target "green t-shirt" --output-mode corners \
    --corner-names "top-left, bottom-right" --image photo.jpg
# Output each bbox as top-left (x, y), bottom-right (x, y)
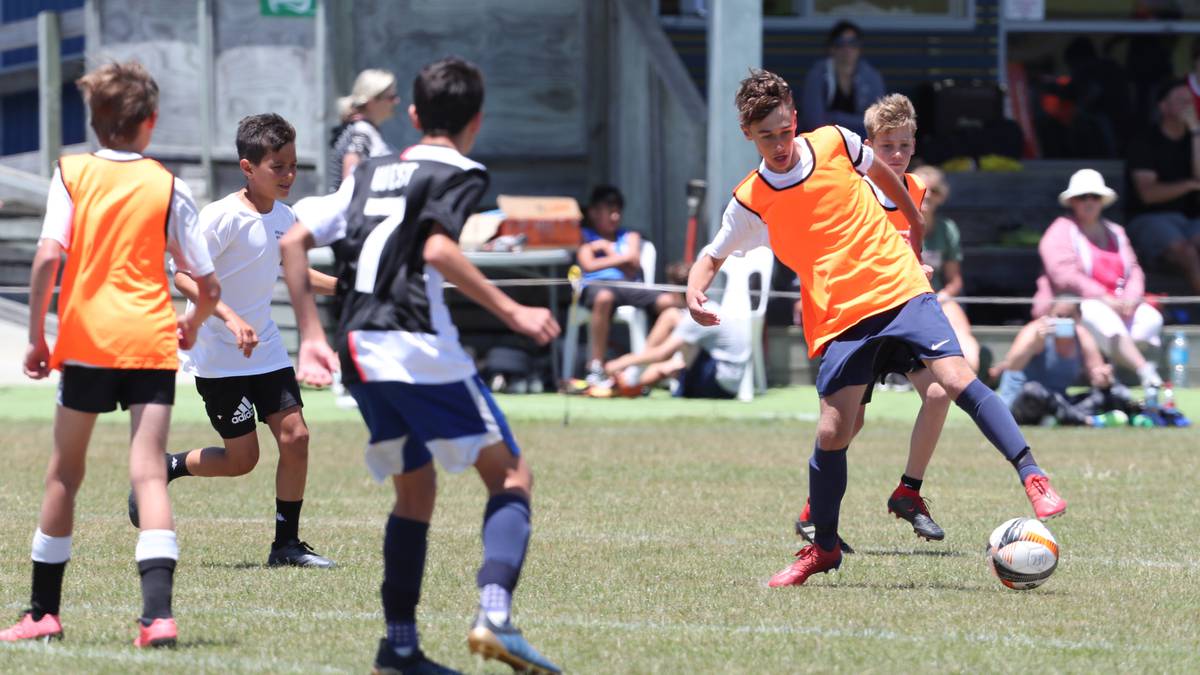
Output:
top-left (921, 216), bottom-right (962, 292)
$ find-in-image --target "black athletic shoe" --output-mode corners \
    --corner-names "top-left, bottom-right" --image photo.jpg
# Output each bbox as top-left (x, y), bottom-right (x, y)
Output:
top-left (372, 639), bottom-right (460, 675)
top-left (887, 486), bottom-right (945, 541)
top-left (468, 610), bottom-right (562, 674)
top-left (267, 539), bottom-right (335, 568)
top-left (794, 499), bottom-right (855, 554)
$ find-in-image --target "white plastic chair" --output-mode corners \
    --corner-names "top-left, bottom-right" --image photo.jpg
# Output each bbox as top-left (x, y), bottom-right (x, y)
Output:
top-left (561, 240), bottom-right (657, 379)
top-left (711, 246), bottom-right (775, 401)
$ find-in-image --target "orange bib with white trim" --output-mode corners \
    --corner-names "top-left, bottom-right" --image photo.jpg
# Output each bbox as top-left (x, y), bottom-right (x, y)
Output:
top-left (52, 153), bottom-right (178, 370)
top-left (733, 126), bottom-right (931, 356)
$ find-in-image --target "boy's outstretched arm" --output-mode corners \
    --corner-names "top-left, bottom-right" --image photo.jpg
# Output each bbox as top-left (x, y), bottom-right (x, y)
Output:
top-left (174, 271), bottom-right (256, 357)
top-left (686, 254), bottom-right (724, 326)
top-left (424, 224), bottom-right (559, 345)
top-left (280, 223), bottom-right (340, 386)
top-left (24, 240), bottom-right (62, 379)
top-left (867, 159), bottom-right (925, 256)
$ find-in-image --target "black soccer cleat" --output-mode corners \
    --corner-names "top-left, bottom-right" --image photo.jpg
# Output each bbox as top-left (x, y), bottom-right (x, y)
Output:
top-left (267, 540), bottom-right (335, 569)
top-left (372, 639), bottom-right (461, 675)
top-left (887, 487), bottom-right (945, 541)
top-left (128, 487), bottom-right (140, 528)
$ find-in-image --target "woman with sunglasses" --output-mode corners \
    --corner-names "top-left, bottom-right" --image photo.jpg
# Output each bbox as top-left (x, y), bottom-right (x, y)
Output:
top-left (328, 69), bottom-right (399, 192)
top-left (1033, 169), bottom-right (1164, 390)
top-left (799, 20), bottom-right (885, 136)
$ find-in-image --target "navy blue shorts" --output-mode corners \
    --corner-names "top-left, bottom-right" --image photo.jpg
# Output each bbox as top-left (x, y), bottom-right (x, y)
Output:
top-left (673, 349), bottom-right (736, 400)
top-left (816, 293), bottom-right (963, 399)
top-left (347, 375), bottom-right (520, 480)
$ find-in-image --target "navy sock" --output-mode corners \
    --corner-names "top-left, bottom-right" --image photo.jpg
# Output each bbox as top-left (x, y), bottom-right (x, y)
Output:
top-left (808, 445), bottom-right (848, 552)
top-left (900, 474), bottom-right (922, 492)
top-left (166, 452), bottom-right (191, 482)
top-left (477, 493), bottom-right (531, 603)
top-left (30, 561), bottom-right (66, 620)
top-left (274, 499), bottom-right (302, 545)
top-left (137, 558), bottom-right (175, 623)
top-left (955, 379), bottom-right (1032, 471)
top-left (1011, 449), bottom-right (1045, 483)
top-left (383, 515), bottom-right (428, 653)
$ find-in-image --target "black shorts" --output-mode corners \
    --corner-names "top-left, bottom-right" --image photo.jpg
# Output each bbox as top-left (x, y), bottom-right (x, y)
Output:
top-left (59, 366), bottom-right (175, 413)
top-left (194, 367), bottom-right (303, 439)
top-left (581, 283), bottom-right (665, 311)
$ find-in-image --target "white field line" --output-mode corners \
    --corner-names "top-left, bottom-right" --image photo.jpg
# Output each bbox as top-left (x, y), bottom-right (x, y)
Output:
top-left (4, 601), bottom-right (1194, 658)
top-left (65, 515), bottom-right (1200, 571)
top-left (0, 638), bottom-right (346, 673)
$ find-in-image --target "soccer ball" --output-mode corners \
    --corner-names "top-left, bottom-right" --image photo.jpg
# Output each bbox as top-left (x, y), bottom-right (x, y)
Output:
top-left (986, 517), bottom-right (1059, 590)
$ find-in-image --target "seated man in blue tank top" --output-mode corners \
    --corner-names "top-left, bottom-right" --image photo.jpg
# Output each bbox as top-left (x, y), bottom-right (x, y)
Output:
top-left (576, 185), bottom-right (679, 385)
top-left (991, 300), bottom-right (1136, 427)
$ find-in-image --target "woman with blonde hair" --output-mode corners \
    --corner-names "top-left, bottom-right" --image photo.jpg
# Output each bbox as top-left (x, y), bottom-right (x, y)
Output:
top-left (328, 68), bottom-right (398, 192)
top-left (1033, 168), bottom-right (1164, 389)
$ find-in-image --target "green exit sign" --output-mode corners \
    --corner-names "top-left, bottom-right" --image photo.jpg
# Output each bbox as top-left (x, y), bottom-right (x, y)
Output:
top-left (261, 0), bottom-right (316, 17)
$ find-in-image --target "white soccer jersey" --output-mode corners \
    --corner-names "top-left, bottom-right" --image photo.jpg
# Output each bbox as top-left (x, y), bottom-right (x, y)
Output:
top-left (178, 192), bottom-right (295, 378)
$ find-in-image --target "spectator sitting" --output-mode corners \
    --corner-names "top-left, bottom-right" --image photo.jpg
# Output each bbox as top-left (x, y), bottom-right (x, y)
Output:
top-left (799, 21), bottom-right (885, 136)
top-left (328, 68), bottom-right (397, 192)
top-left (991, 301), bottom-right (1136, 427)
top-left (577, 185), bottom-right (679, 385)
top-left (912, 165), bottom-right (982, 372)
top-left (1185, 37), bottom-right (1200, 118)
top-left (600, 263), bottom-right (750, 400)
top-left (1034, 169), bottom-right (1164, 389)
top-left (1125, 79), bottom-right (1200, 293)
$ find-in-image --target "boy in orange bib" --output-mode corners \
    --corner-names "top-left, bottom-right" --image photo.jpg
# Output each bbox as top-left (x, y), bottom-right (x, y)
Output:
top-left (1, 62), bottom-right (220, 647)
top-left (686, 70), bottom-right (1066, 588)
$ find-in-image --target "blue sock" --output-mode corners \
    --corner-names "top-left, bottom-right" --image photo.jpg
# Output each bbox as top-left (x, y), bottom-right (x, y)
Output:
top-left (808, 445), bottom-right (847, 552)
top-left (383, 516), bottom-right (427, 656)
top-left (477, 493), bottom-right (531, 624)
top-left (955, 379), bottom-right (1037, 480)
top-left (1012, 449), bottom-right (1045, 483)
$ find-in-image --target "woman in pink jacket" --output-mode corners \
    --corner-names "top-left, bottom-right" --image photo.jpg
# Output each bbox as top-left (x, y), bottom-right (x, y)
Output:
top-left (1033, 169), bottom-right (1164, 389)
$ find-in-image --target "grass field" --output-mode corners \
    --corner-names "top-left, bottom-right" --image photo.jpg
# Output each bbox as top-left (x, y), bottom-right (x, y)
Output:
top-left (0, 385), bottom-right (1198, 673)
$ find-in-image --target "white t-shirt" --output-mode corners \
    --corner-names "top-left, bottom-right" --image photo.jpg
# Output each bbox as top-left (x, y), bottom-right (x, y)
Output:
top-left (40, 149), bottom-right (214, 277)
top-left (671, 303), bottom-right (751, 394)
top-left (177, 192), bottom-right (295, 378)
top-left (701, 127), bottom-right (874, 260)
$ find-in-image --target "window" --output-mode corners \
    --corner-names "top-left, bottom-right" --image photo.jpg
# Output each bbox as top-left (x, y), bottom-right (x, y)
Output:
top-left (659, 0), bottom-right (975, 28)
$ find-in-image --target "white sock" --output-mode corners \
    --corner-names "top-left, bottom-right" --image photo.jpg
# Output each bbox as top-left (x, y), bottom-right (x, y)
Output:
top-left (1137, 363), bottom-right (1162, 388)
top-left (135, 530), bottom-right (179, 562)
top-left (31, 528), bottom-right (71, 564)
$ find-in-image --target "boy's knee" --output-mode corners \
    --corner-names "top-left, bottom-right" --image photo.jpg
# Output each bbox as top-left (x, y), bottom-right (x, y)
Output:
top-left (816, 418), bottom-right (854, 450)
top-left (925, 382), bottom-right (951, 407)
top-left (278, 423), bottom-right (310, 458)
top-left (592, 289), bottom-right (615, 308)
top-left (229, 447), bottom-right (260, 476)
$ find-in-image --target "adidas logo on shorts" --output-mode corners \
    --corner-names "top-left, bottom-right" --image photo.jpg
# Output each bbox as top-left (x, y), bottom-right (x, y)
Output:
top-left (231, 397), bottom-right (254, 425)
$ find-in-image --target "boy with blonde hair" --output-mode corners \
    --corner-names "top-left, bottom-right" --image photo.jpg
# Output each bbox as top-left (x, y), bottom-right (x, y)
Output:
top-left (689, 70), bottom-right (1065, 588)
top-left (2, 61), bottom-right (220, 647)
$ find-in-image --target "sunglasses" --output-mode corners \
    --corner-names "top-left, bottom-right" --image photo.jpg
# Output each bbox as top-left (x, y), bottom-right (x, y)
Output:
top-left (832, 37), bottom-right (861, 47)
top-left (1073, 194), bottom-right (1102, 201)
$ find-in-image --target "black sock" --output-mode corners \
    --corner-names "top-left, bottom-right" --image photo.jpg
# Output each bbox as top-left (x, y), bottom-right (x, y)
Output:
top-left (30, 561), bottom-right (67, 619)
top-left (900, 474), bottom-right (923, 492)
top-left (1010, 449), bottom-right (1045, 483)
top-left (808, 445), bottom-right (848, 552)
top-left (274, 499), bottom-right (303, 545)
top-left (137, 558), bottom-right (175, 624)
top-left (383, 516), bottom-right (428, 624)
top-left (166, 452), bottom-right (191, 482)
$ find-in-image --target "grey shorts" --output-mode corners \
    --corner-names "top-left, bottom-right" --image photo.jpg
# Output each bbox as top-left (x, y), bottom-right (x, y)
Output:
top-left (1127, 211), bottom-right (1200, 263)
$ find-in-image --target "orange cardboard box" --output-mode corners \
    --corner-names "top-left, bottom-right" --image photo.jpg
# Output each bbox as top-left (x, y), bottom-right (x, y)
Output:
top-left (496, 195), bottom-right (581, 248)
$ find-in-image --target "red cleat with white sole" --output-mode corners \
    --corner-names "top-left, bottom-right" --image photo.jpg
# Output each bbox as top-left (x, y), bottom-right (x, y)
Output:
top-left (0, 612), bottom-right (62, 642)
top-left (133, 618), bottom-right (177, 648)
top-left (768, 543), bottom-right (842, 588)
top-left (1024, 474), bottom-right (1066, 521)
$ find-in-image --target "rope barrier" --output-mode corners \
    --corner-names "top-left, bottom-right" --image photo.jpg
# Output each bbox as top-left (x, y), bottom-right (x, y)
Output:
top-left (6, 278), bottom-right (1200, 306)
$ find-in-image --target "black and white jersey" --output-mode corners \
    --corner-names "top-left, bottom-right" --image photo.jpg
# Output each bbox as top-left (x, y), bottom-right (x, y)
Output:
top-left (293, 144), bottom-right (489, 385)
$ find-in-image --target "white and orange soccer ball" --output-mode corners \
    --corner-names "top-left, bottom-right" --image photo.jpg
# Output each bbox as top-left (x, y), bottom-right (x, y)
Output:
top-left (986, 517), bottom-right (1059, 590)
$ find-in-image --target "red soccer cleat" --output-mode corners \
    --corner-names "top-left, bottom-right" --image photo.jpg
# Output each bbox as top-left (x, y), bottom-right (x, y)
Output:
top-left (0, 612), bottom-right (62, 642)
top-left (0, 610), bottom-right (62, 638)
top-left (768, 543), bottom-right (843, 588)
top-left (794, 499), bottom-right (855, 553)
top-left (133, 618), bottom-right (177, 648)
top-left (1024, 474), bottom-right (1066, 521)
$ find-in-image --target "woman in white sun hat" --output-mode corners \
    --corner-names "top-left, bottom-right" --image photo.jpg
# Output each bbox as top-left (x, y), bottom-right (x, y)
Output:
top-left (1033, 168), bottom-right (1164, 389)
